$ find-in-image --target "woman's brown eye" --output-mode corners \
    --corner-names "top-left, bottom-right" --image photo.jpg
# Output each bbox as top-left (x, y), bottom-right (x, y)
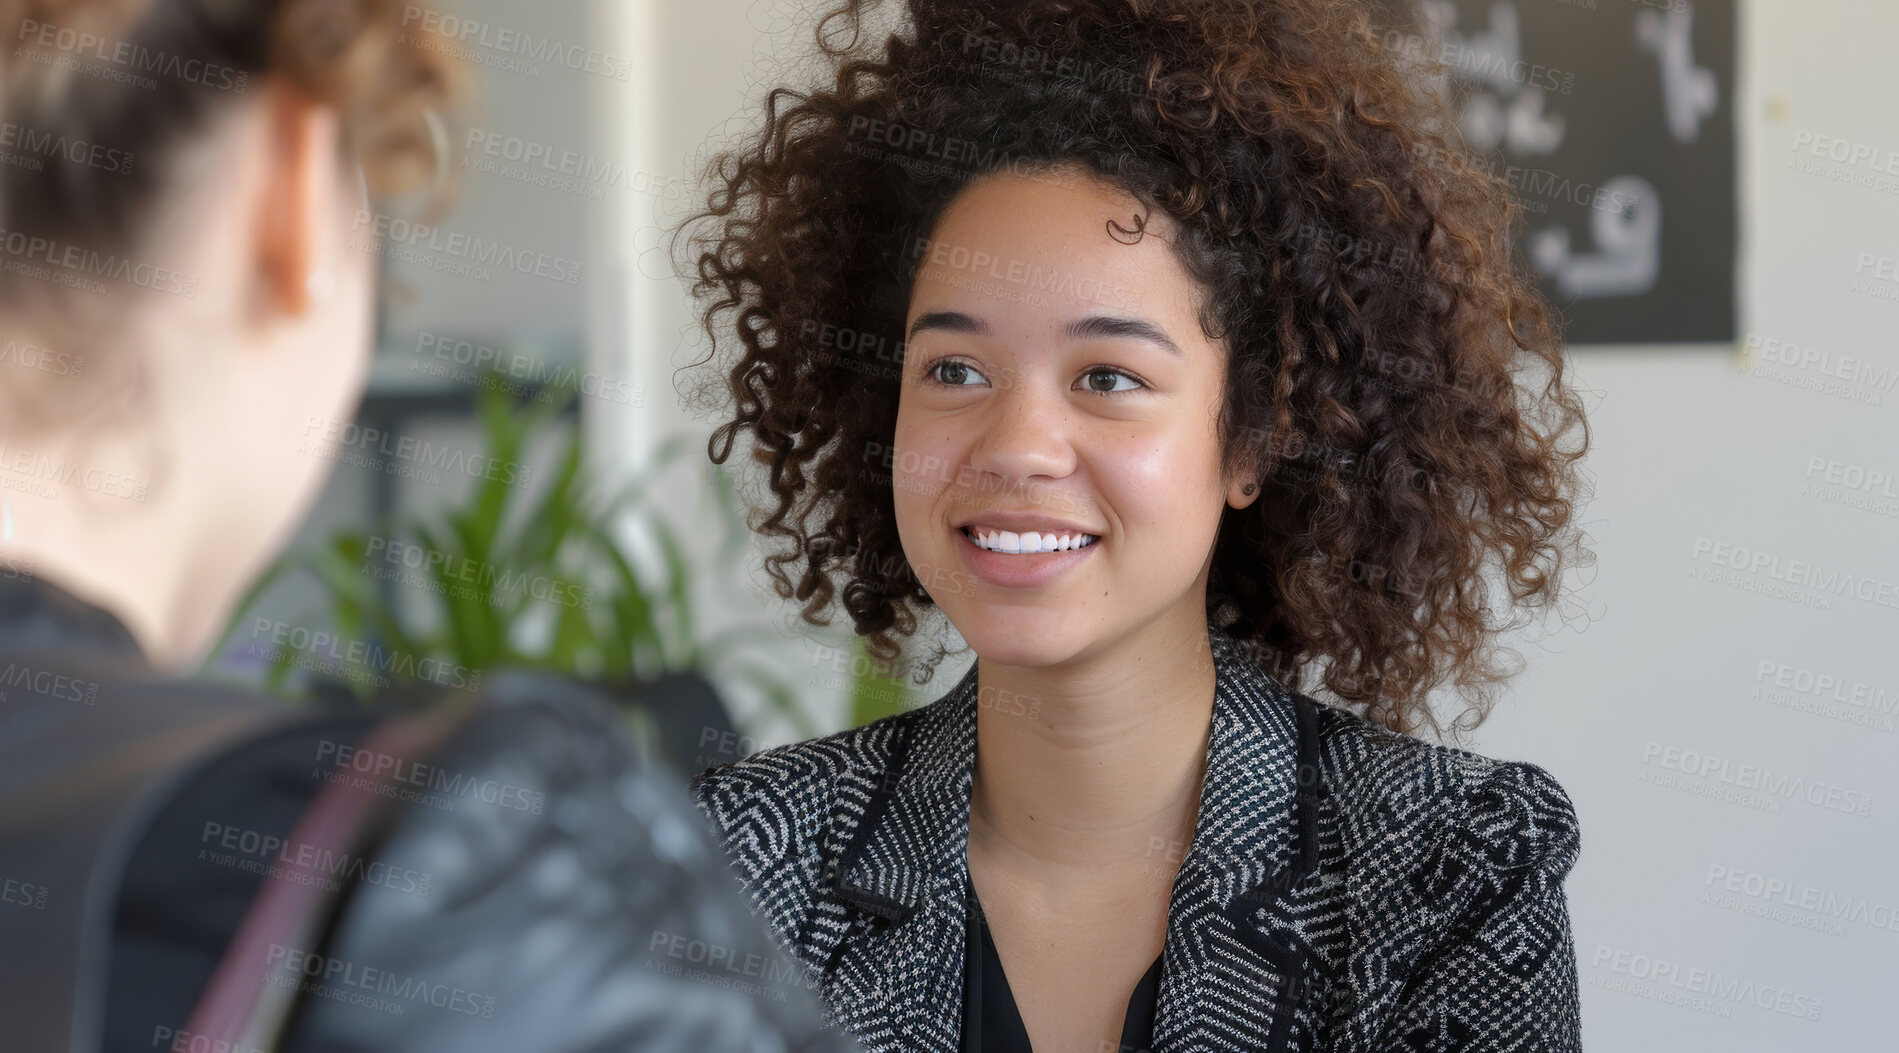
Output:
top-left (1082, 368), bottom-right (1142, 395)
top-left (929, 360), bottom-right (981, 386)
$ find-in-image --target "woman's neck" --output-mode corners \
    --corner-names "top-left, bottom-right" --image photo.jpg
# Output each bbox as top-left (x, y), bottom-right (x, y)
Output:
top-left (0, 491), bottom-right (203, 670)
top-left (968, 623), bottom-right (1218, 880)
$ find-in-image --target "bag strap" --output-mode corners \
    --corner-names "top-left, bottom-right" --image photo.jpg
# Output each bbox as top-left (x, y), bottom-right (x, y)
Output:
top-left (178, 697), bottom-right (482, 1050)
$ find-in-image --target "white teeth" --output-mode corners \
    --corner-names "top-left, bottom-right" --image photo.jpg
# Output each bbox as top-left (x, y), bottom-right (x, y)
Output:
top-left (964, 527), bottom-right (1097, 554)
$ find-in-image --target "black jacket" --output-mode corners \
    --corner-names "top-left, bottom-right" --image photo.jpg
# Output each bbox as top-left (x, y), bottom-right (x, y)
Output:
top-left (690, 625), bottom-right (1585, 1052)
top-left (0, 574), bottom-right (859, 1052)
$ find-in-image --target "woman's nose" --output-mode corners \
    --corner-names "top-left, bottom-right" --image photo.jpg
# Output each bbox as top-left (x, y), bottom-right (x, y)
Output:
top-left (962, 373), bottom-right (1076, 483)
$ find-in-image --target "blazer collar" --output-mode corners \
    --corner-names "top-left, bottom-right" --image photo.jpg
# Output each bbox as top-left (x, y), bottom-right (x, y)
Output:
top-left (818, 626), bottom-right (1328, 1052)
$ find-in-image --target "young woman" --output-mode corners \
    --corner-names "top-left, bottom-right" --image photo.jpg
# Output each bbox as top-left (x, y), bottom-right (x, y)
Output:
top-left (681, 1), bottom-right (1594, 1051)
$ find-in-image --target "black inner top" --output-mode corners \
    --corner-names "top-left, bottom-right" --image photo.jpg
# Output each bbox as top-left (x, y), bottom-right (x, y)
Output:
top-left (959, 871), bottom-right (1164, 1052)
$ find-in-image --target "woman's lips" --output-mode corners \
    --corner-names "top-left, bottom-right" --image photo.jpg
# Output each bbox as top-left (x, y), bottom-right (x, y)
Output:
top-left (953, 524), bottom-right (1100, 589)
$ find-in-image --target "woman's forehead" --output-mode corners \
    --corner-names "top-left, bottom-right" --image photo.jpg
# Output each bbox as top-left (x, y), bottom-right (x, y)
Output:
top-left (908, 175), bottom-right (1196, 323)
top-left (938, 165), bottom-right (1179, 243)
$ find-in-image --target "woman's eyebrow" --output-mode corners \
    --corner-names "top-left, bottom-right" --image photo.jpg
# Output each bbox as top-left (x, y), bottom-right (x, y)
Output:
top-left (906, 310), bottom-right (987, 343)
top-left (1063, 314), bottom-right (1184, 358)
top-left (905, 310), bottom-right (1184, 358)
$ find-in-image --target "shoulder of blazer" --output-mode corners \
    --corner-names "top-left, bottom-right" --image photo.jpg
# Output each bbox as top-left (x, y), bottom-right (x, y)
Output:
top-left (1298, 693), bottom-right (1582, 911)
top-left (687, 703), bottom-right (925, 953)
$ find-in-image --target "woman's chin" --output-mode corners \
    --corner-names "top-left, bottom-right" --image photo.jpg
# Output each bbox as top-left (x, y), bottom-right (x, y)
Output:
top-left (953, 615), bottom-right (1093, 667)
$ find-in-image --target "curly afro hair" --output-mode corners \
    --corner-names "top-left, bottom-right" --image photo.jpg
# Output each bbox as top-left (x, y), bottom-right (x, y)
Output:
top-left (673, 0), bottom-right (1595, 740)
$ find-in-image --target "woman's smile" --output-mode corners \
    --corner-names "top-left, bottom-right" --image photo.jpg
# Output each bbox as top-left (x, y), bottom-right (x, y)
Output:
top-left (954, 521), bottom-right (1101, 589)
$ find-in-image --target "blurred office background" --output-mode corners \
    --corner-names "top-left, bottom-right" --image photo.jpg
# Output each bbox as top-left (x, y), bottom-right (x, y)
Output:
top-left (208, 2), bottom-right (1896, 1047)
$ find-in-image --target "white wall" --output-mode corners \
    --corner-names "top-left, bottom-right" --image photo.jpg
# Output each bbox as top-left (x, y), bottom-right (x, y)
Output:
top-left (602, 2), bottom-right (1898, 1046)
top-left (1503, 2), bottom-right (1899, 1046)
top-left (600, 0), bottom-right (876, 746)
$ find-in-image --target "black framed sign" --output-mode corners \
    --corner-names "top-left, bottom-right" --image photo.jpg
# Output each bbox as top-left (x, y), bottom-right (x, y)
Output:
top-left (1372, 0), bottom-right (1737, 344)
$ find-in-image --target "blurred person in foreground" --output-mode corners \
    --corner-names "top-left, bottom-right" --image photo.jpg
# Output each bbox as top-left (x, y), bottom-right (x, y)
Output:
top-left (0, 1), bottom-right (854, 1050)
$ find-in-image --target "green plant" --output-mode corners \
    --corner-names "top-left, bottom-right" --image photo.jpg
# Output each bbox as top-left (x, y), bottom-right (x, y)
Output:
top-left (206, 376), bottom-right (823, 740)
top-left (848, 632), bottom-right (911, 727)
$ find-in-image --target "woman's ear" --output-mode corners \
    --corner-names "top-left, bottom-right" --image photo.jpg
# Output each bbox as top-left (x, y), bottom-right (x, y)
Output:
top-left (254, 79), bottom-right (336, 318)
top-left (1227, 451), bottom-right (1262, 511)
top-left (1227, 478), bottom-right (1260, 510)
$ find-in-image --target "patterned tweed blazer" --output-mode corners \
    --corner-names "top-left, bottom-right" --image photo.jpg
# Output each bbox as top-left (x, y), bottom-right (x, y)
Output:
top-left (690, 628), bottom-right (1584, 1052)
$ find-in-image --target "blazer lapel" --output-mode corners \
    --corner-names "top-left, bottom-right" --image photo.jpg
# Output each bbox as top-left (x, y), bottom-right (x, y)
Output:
top-left (1149, 630), bottom-right (1334, 1053)
top-left (813, 661), bottom-right (980, 1053)
top-left (806, 629), bottom-right (1337, 1053)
